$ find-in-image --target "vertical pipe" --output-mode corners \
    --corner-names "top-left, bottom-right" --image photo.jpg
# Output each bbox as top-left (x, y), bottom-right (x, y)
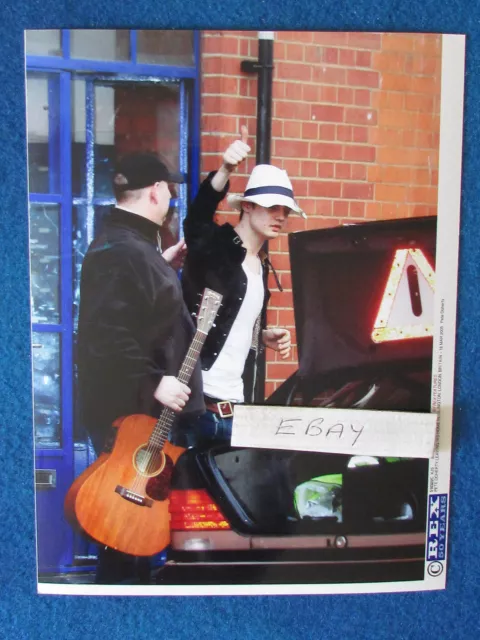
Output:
top-left (253, 32), bottom-right (274, 403)
top-left (256, 31), bottom-right (274, 165)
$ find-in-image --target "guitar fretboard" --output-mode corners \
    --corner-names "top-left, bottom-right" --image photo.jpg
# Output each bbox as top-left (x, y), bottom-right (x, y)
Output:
top-left (148, 330), bottom-right (208, 450)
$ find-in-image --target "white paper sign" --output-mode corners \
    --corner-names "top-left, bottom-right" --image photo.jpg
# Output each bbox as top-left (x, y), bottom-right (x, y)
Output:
top-left (231, 406), bottom-right (437, 459)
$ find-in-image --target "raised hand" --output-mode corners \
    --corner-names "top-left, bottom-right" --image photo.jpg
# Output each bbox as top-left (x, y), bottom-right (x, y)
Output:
top-left (223, 125), bottom-right (251, 171)
top-left (162, 238), bottom-right (187, 270)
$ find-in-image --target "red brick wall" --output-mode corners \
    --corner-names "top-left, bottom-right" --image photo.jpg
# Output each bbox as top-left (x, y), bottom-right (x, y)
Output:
top-left (199, 30), bottom-right (442, 397)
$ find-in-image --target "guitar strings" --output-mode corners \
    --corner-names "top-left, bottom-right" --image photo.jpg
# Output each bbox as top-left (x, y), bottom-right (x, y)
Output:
top-left (129, 330), bottom-right (208, 494)
top-left (134, 332), bottom-right (206, 489)
top-left (129, 292), bottom-right (219, 491)
top-left (132, 330), bottom-right (193, 491)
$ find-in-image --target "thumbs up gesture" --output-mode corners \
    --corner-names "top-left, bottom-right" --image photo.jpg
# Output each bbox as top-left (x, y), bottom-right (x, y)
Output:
top-left (223, 125), bottom-right (251, 171)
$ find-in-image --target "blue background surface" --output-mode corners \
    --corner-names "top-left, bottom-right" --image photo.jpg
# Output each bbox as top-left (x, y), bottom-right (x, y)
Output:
top-left (0, 2), bottom-right (479, 638)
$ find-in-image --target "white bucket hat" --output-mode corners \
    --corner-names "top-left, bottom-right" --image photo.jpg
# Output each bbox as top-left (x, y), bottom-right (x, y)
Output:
top-left (227, 164), bottom-right (307, 218)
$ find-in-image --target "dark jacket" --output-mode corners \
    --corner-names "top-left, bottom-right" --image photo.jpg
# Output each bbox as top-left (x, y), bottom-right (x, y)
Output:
top-left (77, 207), bottom-right (204, 454)
top-left (181, 173), bottom-right (272, 401)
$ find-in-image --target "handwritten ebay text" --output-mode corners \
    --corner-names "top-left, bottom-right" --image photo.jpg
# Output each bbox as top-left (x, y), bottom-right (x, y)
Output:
top-left (231, 405), bottom-right (437, 458)
top-left (275, 417), bottom-right (364, 446)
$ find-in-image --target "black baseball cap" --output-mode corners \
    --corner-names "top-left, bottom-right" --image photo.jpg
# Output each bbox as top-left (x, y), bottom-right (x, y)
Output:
top-left (113, 152), bottom-right (184, 192)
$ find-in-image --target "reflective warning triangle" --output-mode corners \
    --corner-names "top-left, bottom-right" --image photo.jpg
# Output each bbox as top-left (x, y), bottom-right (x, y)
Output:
top-left (371, 249), bottom-right (435, 344)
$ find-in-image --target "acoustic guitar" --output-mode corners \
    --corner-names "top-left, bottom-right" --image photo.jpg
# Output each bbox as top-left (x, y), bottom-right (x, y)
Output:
top-left (64, 288), bottom-right (222, 557)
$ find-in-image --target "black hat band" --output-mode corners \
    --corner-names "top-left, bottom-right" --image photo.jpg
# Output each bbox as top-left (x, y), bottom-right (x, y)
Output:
top-left (244, 186), bottom-right (294, 198)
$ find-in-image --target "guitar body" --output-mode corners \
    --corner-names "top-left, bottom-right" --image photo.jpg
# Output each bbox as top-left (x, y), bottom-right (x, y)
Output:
top-left (64, 414), bottom-right (185, 557)
top-left (65, 288), bottom-right (223, 558)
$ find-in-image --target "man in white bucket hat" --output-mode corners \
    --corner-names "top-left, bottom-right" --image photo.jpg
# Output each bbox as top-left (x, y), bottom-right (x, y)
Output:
top-left (174, 127), bottom-right (302, 448)
top-left (227, 162), bottom-right (307, 220)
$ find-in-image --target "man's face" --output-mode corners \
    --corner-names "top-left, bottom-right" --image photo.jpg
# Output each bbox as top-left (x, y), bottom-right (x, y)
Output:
top-left (244, 202), bottom-right (290, 240)
top-left (153, 181), bottom-right (173, 224)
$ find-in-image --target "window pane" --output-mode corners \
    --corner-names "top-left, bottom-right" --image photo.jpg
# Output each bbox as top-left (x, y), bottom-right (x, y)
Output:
top-left (70, 29), bottom-right (129, 61)
top-left (29, 203), bottom-right (61, 324)
top-left (72, 79), bottom-right (119, 198)
top-left (94, 85), bottom-right (116, 198)
top-left (137, 30), bottom-right (194, 66)
top-left (25, 30), bottom-right (62, 57)
top-left (159, 201), bottom-right (181, 251)
top-left (72, 80), bottom-right (181, 199)
top-left (112, 83), bottom-right (181, 176)
top-left (26, 74), bottom-right (60, 194)
top-left (32, 332), bottom-right (61, 449)
top-left (95, 82), bottom-right (181, 198)
top-left (71, 78), bottom-right (87, 198)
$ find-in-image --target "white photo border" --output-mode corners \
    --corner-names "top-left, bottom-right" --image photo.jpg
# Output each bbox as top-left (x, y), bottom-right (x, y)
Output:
top-left (35, 32), bottom-right (465, 597)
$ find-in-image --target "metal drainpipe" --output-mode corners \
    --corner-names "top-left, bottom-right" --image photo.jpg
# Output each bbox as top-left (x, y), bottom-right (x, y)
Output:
top-left (241, 31), bottom-right (274, 403)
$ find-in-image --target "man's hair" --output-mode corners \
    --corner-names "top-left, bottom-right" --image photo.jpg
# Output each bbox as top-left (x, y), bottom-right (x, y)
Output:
top-left (114, 186), bottom-right (144, 203)
top-left (240, 201), bottom-right (255, 220)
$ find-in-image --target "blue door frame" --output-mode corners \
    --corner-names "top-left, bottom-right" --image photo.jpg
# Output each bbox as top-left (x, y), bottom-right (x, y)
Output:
top-left (27, 30), bottom-right (201, 574)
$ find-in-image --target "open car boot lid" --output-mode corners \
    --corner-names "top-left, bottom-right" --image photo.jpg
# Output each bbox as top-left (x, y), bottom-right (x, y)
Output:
top-left (288, 216), bottom-right (437, 381)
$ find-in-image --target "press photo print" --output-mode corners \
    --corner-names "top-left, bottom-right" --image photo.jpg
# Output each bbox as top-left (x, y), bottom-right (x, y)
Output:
top-left (25, 29), bottom-right (464, 595)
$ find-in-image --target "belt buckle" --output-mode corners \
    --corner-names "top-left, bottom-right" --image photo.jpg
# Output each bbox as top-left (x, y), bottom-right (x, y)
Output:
top-left (217, 401), bottom-right (234, 419)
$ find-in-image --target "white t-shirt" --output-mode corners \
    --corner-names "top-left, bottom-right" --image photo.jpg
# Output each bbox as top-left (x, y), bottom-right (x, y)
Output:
top-left (203, 262), bottom-right (264, 402)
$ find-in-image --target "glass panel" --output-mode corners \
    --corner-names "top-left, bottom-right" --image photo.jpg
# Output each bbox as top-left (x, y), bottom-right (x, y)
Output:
top-left (25, 30), bottom-right (62, 57)
top-left (32, 332), bottom-right (61, 449)
top-left (159, 201), bottom-right (180, 252)
top-left (72, 80), bottom-right (118, 198)
top-left (137, 30), bottom-right (194, 67)
top-left (26, 73), bottom-right (60, 194)
top-left (94, 82), bottom-right (181, 198)
top-left (71, 78), bottom-right (87, 198)
top-left (94, 84), bottom-right (116, 198)
top-left (29, 203), bottom-right (60, 324)
top-left (70, 30), bottom-right (129, 61)
top-left (72, 80), bottom-right (181, 199)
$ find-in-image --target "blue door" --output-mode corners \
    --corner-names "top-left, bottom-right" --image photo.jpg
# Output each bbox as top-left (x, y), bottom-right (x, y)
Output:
top-left (26, 30), bottom-right (199, 576)
top-left (70, 75), bottom-right (191, 568)
top-left (28, 69), bottom-right (76, 574)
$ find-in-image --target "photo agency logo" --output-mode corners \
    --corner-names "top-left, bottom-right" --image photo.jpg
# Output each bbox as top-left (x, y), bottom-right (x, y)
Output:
top-left (426, 493), bottom-right (448, 576)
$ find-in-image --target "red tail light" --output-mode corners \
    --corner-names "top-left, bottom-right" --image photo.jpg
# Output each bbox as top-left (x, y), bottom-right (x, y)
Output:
top-left (169, 489), bottom-right (231, 531)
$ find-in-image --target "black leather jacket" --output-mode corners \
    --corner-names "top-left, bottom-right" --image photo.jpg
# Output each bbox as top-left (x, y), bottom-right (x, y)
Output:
top-left (77, 207), bottom-right (204, 453)
top-left (182, 173), bottom-right (274, 399)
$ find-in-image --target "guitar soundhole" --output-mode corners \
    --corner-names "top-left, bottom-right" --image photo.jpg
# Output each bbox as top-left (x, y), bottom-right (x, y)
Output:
top-left (134, 444), bottom-right (165, 477)
top-left (145, 455), bottom-right (174, 501)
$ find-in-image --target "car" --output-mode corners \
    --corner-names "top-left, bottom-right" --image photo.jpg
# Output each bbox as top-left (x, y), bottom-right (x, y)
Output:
top-left (157, 216), bottom-right (437, 586)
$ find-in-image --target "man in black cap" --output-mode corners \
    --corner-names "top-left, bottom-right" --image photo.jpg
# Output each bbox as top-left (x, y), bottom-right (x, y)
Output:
top-left (77, 152), bottom-right (204, 583)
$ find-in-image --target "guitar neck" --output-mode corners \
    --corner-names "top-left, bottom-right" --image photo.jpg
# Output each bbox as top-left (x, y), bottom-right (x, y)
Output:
top-left (177, 330), bottom-right (207, 386)
top-left (149, 329), bottom-right (208, 449)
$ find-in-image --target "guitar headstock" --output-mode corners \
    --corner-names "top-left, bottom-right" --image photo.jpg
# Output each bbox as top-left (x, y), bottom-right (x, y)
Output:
top-left (197, 288), bottom-right (223, 335)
